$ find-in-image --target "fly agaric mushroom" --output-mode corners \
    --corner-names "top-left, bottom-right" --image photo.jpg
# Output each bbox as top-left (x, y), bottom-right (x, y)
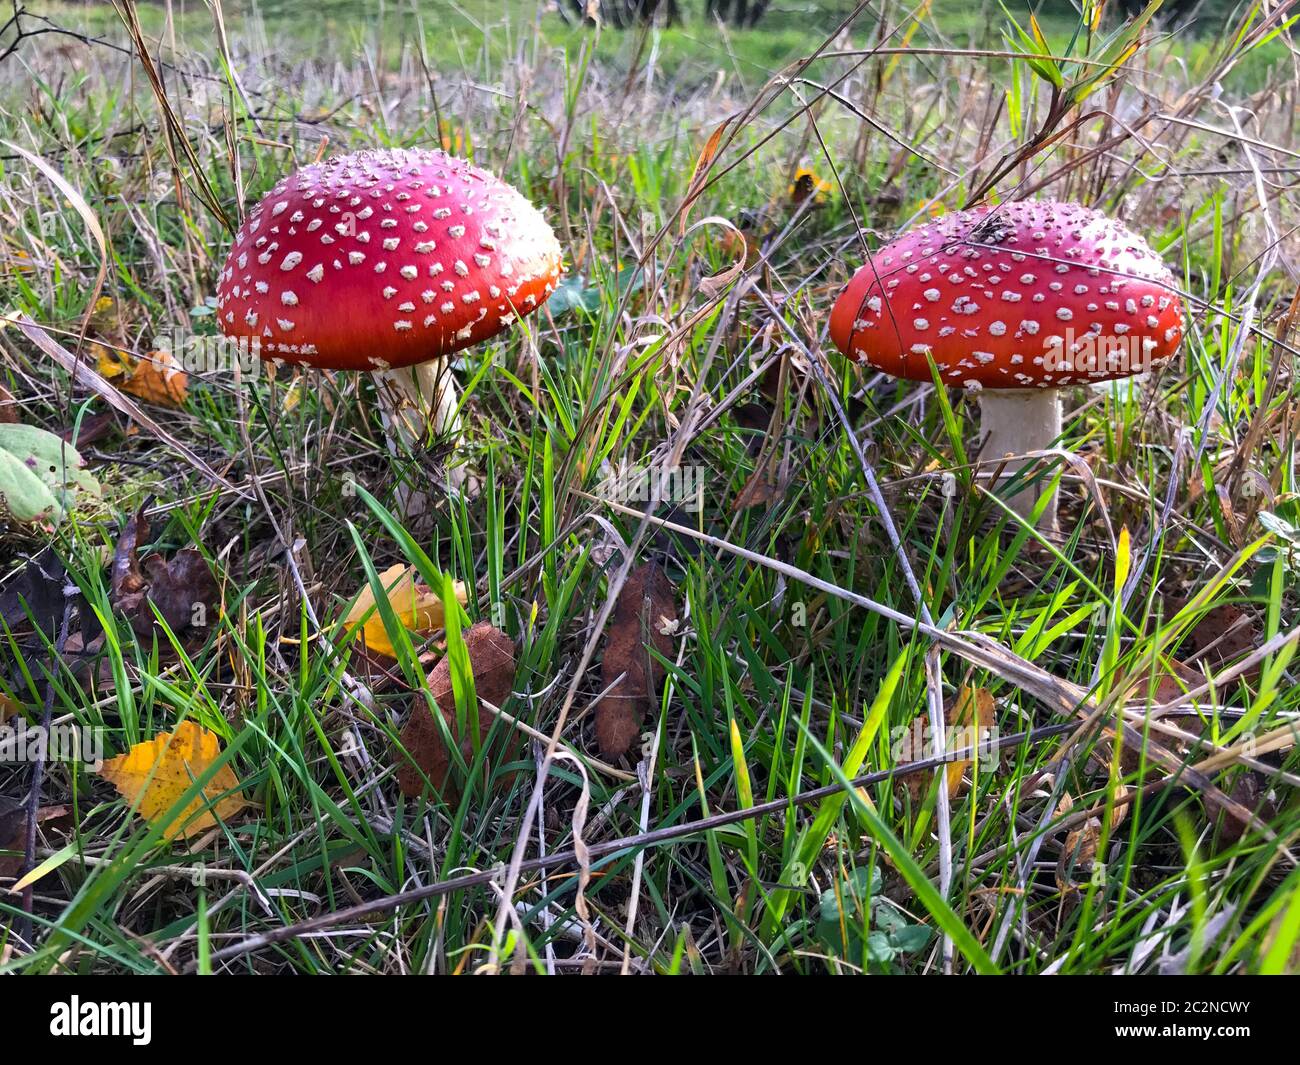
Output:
top-left (215, 148), bottom-right (562, 464)
top-left (830, 200), bottom-right (1185, 527)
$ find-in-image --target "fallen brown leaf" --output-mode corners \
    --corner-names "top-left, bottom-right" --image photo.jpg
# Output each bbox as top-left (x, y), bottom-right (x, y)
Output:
top-left (1181, 603), bottom-right (1259, 672)
top-left (732, 465), bottom-right (786, 512)
top-left (1216, 772), bottom-right (1277, 849)
top-left (0, 799), bottom-right (73, 880)
top-left (396, 622), bottom-right (518, 803)
top-left (111, 508), bottom-right (220, 641)
top-left (121, 349), bottom-right (188, 408)
top-left (96, 344), bottom-right (188, 408)
top-left (904, 684), bottom-right (996, 802)
top-left (1055, 786), bottom-right (1130, 894)
top-left (59, 410), bottom-right (117, 449)
top-left (596, 563), bottom-right (678, 759)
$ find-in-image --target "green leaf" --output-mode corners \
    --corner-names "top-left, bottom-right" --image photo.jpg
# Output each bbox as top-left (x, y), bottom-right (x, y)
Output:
top-left (873, 901), bottom-right (907, 934)
top-left (1258, 510), bottom-right (1300, 544)
top-left (890, 923), bottom-right (935, 953)
top-left (0, 423), bottom-right (99, 524)
top-left (546, 265), bottom-right (643, 317)
top-left (545, 275), bottom-right (602, 316)
top-left (866, 931), bottom-right (897, 964)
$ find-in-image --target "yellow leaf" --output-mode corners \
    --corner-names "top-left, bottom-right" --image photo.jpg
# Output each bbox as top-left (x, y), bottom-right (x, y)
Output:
top-left (788, 167), bottom-right (832, 206)
top-left (94, 342), bottom-right (129, 380)
top-left (1114, 525), bottom-right (1131, 599)
top-left (0, 692), bottom-right (21, 722)
top-left (120, 349), bottom-right (188, 408)
top-left (945, 685), bottom-right (996, 795)
top-left (343, 563), bottom-right (468, 659)
top-left (282, 375), bottom-right (303, 413)
top-left (99, 721), bottom-right (249, 840)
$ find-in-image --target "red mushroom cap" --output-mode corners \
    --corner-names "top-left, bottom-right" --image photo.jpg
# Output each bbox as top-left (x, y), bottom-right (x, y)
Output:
top-left (829, 200), bottom-right (1186, 390)
top-left (215, 148), bottom-right (562, 371)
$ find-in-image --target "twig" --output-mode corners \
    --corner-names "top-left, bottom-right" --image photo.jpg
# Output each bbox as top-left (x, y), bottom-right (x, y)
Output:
top-left (18, 591), bottom-right (73, 946)
top-left (194, 722), bottom-right (1077, 971)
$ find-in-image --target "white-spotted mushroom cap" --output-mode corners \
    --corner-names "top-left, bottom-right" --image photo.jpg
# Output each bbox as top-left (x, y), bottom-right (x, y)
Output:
top-left (215, 148), bottom-right (562, 370)
top-left (829, 200), bottom-right (1186, 390)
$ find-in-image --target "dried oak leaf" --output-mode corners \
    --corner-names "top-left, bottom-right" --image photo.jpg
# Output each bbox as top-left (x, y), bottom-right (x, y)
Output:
top-left (1055, 818), bottom-right (1101, 894)
top-left (99, 721), bottom-right (249, 840)
top-left (396, 622), bottom-right (518, 803)
top-left (0, 546), bottom-right (65, 638)
top-left (111, 509), bottom-right (219, 640)
top-left (596, 562), bottom-right (678, 759)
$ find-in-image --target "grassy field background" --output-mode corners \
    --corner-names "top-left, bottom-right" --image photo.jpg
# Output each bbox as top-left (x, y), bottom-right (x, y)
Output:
top-left (1, 0), bottom-right (1299, 974)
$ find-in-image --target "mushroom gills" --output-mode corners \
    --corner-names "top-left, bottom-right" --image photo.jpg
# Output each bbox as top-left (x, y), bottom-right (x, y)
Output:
top-left (977, 388), bottom-right (1061, 529)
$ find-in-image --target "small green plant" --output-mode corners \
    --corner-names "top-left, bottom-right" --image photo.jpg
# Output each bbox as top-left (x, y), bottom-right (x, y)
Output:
top-left (0, 423), bottom-right (100, 525)
top-left (815, 866), bottom-right (934, 971)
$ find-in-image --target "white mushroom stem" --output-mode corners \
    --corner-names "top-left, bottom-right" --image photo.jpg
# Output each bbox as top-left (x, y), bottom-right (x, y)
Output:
top-left (977, 388), bottom-right (1061, 529)
top-left (371, 358), bottom-right (461, 450)
top-left (371, 359), bottom-right (472, 513)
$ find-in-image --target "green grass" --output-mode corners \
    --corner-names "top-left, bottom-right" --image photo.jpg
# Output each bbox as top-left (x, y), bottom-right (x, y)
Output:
top-left (1, 0), bottom-right (1299, 974)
